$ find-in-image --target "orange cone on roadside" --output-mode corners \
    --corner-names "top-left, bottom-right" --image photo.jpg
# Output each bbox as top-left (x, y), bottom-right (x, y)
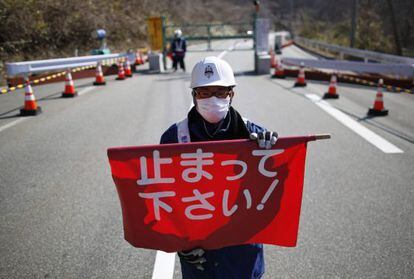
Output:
top-left (62, 71), bottom-right (78, 98)
top-left (270, 50), bottom-right (276, 68)
top-left (116, 61), bottom-right (125, 80)
top-left (20, 80), bottom-right (42, 116)
top-left (272, 57), bottom-right (285, 79)
top-left (323, 74), bottom-right (339, 99)
top-left (294, 63), bottom-right (307, 87)
top-left (135, 50), bottom-right (143, 65)
top-left (93, 62), bottom-right (106, 86)
top-left (368, 79), bottom-right (388, 116)
top-left (124, 60), bottom-right (132, 77)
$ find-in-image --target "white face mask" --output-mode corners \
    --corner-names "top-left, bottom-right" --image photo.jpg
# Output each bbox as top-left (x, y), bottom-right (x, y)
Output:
top-left (196, 96), bottom-right (230, 123)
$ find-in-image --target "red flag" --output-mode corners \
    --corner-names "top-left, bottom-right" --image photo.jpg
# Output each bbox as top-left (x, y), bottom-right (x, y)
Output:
top-left (108, 136), bottom-right (314, 252)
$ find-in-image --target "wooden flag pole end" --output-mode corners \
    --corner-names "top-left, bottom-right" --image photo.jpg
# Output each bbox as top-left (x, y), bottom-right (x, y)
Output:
top-left (314, 134), bottom-right (331, 140)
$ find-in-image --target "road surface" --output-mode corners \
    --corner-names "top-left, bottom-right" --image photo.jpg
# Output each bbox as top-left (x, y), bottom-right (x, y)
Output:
top-left (0, 39), bottom-right (413, 278)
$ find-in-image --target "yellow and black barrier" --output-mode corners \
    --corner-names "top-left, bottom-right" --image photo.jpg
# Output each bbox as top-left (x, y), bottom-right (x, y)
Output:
top-left (337, 73), bottom-right (414, 94)
top-left (1, 57), bottom-right (124, 95)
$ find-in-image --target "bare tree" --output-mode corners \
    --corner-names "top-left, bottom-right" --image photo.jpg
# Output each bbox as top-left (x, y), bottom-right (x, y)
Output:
top-left (385, 0), bottom-right (402, 55)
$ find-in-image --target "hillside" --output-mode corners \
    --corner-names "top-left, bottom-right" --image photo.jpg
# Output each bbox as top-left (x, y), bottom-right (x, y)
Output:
top-left (1, 0), bottom-right (413, 83)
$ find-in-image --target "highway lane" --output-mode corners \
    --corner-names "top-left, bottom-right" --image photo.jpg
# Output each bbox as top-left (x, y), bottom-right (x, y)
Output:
top-left (0, 40), bottom-right (413, 278)
top-left (281, 44), bottom-right (319, 60)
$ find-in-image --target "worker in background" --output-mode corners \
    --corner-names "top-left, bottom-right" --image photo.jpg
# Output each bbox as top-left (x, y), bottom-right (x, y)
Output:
top-left (160, 56), bottom-right (278, 278)
top-left (170, 29), bottom-right (187, 72)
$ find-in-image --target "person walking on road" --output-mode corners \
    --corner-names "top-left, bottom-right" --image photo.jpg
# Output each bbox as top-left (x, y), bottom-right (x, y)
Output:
top-left (170, 29), bottom-right (187, 72)
top-left (160, 56), bottom-right (278, 279)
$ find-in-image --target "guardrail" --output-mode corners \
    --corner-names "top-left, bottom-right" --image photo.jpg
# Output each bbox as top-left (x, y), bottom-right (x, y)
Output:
top-left (167, 35), bottom-right (253, 41)
top-left (164, 21), bottom-right (253, 51)
top-left (282, 58), bottom-right (414, 79)
top-left (6, 52), bottom-right (136, 77)
top-left (295, 36), bottom-right (414, 65)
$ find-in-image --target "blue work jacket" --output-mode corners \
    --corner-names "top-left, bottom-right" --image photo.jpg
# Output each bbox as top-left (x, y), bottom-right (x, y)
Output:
top-left (160, 107), bottom-right (266, 279)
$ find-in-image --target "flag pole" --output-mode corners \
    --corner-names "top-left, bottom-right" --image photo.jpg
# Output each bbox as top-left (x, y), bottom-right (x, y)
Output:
top-left (314, 134), bottom-right (331, 140)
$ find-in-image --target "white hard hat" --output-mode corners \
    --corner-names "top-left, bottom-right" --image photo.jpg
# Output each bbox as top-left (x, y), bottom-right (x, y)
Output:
top-left (174, 29), bottom-right (182, 37)
top-left (190, 56), bottom-right (236, 89)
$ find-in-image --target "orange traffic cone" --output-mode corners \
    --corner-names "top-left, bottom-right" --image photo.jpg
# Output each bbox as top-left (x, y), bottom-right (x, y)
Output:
top-left (93, 62), bottom-right (106, 86)
top-left (20, 80), bottom-right (42, 116)
top-left (62, 71), bottom-right (78, 98)
top-left (272, 57), bottom-right (285, 79)
top-left (368, 79), bottom-right (388, 116)
top-left (116, 61), bottom-right (125, 80)
top-left (124, 60), bottom-right (132, 77)
top-left (135, 51), bottom-right (143, 65)
top-left (323, 74), bottom-right (339, 99)
top-left (270, 50), bottom-right (276, 68)
top-left (294, 63), bottom-right (307, 87)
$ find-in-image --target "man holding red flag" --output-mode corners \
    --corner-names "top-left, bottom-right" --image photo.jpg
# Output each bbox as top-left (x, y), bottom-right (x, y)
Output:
top-left (160, 56), bottom-right (278, 278)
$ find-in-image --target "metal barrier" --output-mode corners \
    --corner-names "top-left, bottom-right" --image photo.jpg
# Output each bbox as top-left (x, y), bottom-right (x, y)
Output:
top-left (282, 58), bottom-right (414, 79)
top-left (6, 53), bottom-right (136, 77)
top-left (295, 36), bottom-right (414, 65)
top-left (164, 22), bottom-right (253, 51)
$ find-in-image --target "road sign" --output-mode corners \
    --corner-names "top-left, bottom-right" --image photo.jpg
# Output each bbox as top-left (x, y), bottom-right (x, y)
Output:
top-left (108, 137), bottom-right (314, 252)
top-left (147, 17), bottom-right (164, 51)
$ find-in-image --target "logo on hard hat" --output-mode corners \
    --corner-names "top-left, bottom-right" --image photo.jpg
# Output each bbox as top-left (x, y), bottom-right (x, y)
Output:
top-left (204, 65), bottom-right (214, 78)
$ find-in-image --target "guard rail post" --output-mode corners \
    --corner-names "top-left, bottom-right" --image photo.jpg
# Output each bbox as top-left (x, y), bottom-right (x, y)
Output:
top-left (207, 25), bottom-right (212, 51)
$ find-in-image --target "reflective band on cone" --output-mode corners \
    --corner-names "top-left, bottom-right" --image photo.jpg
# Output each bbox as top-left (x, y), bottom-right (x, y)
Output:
top-left (323, 75), bottom-right (339, 99)
top-left (116, 62), bottom-right (125, 80)
top-left (294, 65), bottom-right (307, 87)
top-left (20, 81), bottom-right (42, 116)
top-left (62, 72), bottom-right (78, 98)
top-left (368, 79), bottom-right (388, 116)
top-left (93, 63), bottom-right (106, 86)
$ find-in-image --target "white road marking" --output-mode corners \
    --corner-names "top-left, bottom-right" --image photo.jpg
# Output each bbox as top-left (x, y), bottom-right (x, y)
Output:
top-left (0, 118), bottom-right (29, 134)
top-left (217, 50), bottom-right (228, 59)
top-left (77, 86), bottom-right (95, 96)
top-left (153, 72), bottom-right (193, 279)
top-left (152, 251), bottom-right (176, 279)
top-left (305, 94), bottom-right (403, 153)
top-left (217, 40), bottom-right (245, 58)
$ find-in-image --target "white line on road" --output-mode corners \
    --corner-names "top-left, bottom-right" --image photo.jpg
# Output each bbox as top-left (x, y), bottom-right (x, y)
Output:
top-left (77, 86), bottom-right (95, 96)
top-left (152, 251), bottom-right (176, 279)
top-left (305, 94), bottom-right (403, 153)
top-left (0, 118), bottom-right (30, 134)
top-left (217, 40), bottom-right (245, 59)
top-left (217, 51), bottom-right (228, 59)
top-left (0, 87), bottom-right (96, 135)
top-left (152, 83), bottom-right (193, 279)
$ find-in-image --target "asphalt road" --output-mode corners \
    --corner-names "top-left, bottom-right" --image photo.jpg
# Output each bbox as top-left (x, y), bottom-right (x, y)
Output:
top-left (0, 40), bottom-right (413, 278)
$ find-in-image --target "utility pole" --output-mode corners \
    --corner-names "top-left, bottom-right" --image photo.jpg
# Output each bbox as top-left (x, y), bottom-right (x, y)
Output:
top-left (350, 0), bottom-right (357, 48)
top-left (253, 1), bottom-right (260, 51)
top-left (289, 0), bottom-right (294, 34)
top-left (385, 0), bottom-right (403, 55)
